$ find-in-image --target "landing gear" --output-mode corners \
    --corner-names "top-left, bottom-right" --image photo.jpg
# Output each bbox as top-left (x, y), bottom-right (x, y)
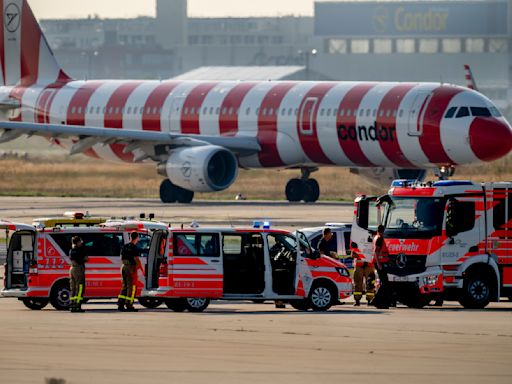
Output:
top-left (434, 166), bottom-right (456, 180)
top-left (285, 168), bottom-right (320, 203)
top-left (159, 180), bottom-right (194, 204)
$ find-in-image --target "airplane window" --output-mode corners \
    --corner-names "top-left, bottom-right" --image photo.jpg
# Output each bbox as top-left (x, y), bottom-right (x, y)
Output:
top-left (392, 110), bottom-right (397, 117)
top-left (183, 107), bottom-right (189, 115)
top-left (108, 107), bottom-right (113, 114)
top-left (345, 109), bottom-right (350, 117)
top-left (114, 107), bottom-right (119, 114)
top-left (288, 108), bottom-right (293, 116)
top-left (153, 107), bottom-right (158, 114)
top-left (269, 108), bottom-right (274, 116)
top-left (490, 106), bottom-right (502, 117)
top-left (140, 107), bottom-right (144, 115)
top-left (379, 110), bottom-right (384, 117)
top-left (281, 108), bottom-right (286, 116)
top-left (339, 109), bottom-right (345, 117)
top-left (159, 107), bottom-right (163, 114)
top-left (262, 108), bottom-right (267, 116)
top-left (236, 108), bottom-right (240, 115)
top-left (77, 107), bottom-right (82, 114)
top-left (127, 107), bottom-right (132, 114)
top-left (229, 107), bottom-right (234, 115)
top-left (202, 107), bottom-right (207, 114)
top-left (121, 107), bottom-right (125, 114)
top-left (353, 109), bottom-right (357, 116)
top-left (386, 109), bottom-right (391, 117)
top-left (326, 109), bottom-right (331, 116)
top-left (359, 109), bottom-right (364, 117)
top-left (209, 107), bottom-right (213, 115)
top-left (246, 107), bottom-right (250, 115)
top-left (102, 107), bottom-right (106, 114)
top-left (133, 107), bottom-right (138, 114)
top-left (89, 106), bottom-right (94, 114)
top-left (96, 107), bottom-right (101, 114)
top-left (320, 109), bottom-right (324, 116)
top-left (399, 109), bottom-right (404, 117)
top-left (456, 107), bottom-right (470, 118)
top-left (470, 107), bottom-right (491, 117)
top-left (216, 107), bottom-right (220, 115)
top-left (221, 107), bottom-right (227, 115)
top-left (333, 108), bottom-right (338, 116)
top-left (294, 108), bottom-right (298, 115)
top-left (366, 109), bottom-right (371, 117)
top-left (444, 107), bottom-right (457, 118)
top-left (255, 108), bottom-right (259, 115)
top-left (70, 106), bottom-right (76, 114)
top-left (372, 109), bottom-right (377, 117)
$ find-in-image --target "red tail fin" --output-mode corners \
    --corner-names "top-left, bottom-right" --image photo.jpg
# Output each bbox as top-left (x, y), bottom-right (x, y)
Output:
top-left (463, 64), bottom-right (478, 91)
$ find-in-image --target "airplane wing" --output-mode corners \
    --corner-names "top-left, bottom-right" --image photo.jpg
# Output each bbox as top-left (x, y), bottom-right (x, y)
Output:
top-left (0, 121), bottom-right (261, 161)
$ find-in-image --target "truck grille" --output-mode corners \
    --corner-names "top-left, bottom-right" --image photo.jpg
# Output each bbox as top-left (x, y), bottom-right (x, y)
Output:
top-left (385, 254), bottom-right (427, 277)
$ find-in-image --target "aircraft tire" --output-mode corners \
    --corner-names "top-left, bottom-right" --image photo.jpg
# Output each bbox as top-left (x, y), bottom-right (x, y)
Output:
top-left (285, 179), bottom-right (303, 202)
top-left (303, 179), bottom-right (320, 203)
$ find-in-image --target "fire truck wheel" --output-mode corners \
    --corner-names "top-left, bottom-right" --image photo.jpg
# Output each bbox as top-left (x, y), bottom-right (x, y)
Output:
top-left (138, 298), bottom-right (163, 309)
top-left (459, 272), bottom-right (492, 309)
top-left (309, 283), bottom-right (335, 311)
top-left (50, 280), bottom-right (72, 311)
top-left (165, 299), bottom-right (186, 312)
top-left (289, 299), bottom-right (310, 311)
top-left (21, 298), bottom-right (49, 310)
top-left (184, 297), bottom-right (210, 312)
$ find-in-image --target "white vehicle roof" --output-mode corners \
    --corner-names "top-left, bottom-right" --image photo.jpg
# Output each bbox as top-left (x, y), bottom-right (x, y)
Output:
top-left (0, 220), bottom-right (35, 231)
top-left (100, 220), bottom-right (169, 231)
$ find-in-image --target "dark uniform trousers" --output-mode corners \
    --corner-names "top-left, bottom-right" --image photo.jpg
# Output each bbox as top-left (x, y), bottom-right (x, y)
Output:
top-left (70, 263), bottom-right (85, 308)
top-left (353, 263), bottom-right (376, 302)
top-left (118, 261), bottom-right (137, 307)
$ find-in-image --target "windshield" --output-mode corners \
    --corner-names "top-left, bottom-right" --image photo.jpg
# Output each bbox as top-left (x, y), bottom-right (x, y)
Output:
top-left (383, 197), bottom-right (445, 239)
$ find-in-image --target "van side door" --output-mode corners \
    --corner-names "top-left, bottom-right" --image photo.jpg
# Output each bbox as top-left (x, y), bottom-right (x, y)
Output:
top-left (171, 232), bottom-right (223, 298)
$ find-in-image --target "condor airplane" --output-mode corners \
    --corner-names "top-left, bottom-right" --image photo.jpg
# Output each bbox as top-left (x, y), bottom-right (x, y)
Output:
top-left (0, 0), bottom-right (511, 203)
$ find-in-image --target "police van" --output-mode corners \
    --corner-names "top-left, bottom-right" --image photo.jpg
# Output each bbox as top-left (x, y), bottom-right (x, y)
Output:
top-left (1, 219), bottom-right (167, 310)
top-left (142, 223), bottom-right (353, 312)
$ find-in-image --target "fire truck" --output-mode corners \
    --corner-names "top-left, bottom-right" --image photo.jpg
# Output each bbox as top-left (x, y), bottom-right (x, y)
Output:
top-left (142, 225), bottom-right (353, 312)
top-left (351, 180), bottom-right (511, 309)
top-left (1, 219), bottom-right (167, 310)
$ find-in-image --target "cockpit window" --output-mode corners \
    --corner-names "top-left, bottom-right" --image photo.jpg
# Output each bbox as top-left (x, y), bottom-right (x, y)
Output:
top-left (456, 107), bottom-right (470, 118)
top-left (444, 107), bottom-right (457, 118)
top-left (470, 107), bottom-right (491, 117)
top-left (489, 106), bottom-right (502, 117)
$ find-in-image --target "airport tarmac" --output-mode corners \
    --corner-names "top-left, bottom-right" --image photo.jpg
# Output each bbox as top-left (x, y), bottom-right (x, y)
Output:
top-left (0, 299), bottom-right (511, 384)
top-left (0, 196), bottom-right (354, 228)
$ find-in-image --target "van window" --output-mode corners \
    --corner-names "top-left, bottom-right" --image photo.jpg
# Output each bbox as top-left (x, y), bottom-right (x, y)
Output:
top-left (223, 235), bottom-right (242, 254)
top-left (343, 231), bottom-right (351, 255)
top-left (174, 233), bottom-right (220, 257)
top-left (50, 233), bottom-right (124, 257)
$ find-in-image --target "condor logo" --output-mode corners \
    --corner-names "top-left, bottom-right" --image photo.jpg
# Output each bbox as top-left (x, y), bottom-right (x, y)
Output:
top-left (4, 2), bottom-right (20, 33)
top-left (338, 123), bottom-right (397, 142)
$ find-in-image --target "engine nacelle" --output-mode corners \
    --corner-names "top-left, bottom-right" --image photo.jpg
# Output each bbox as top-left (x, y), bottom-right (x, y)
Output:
top-left (166, 145), bottom-right (238, 192)
top-left (350, 168), bottom-right (427, 189)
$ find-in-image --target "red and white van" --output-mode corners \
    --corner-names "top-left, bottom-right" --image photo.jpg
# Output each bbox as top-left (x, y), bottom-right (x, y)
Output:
top-left (142, 227), bottom-right (353, 312)
top-left (1, 220), bottom-right (167, 310)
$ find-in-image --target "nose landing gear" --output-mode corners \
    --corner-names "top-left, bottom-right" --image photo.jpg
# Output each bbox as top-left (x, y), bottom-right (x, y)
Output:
top-left (285, 168), bottom-right (320, 203)
top-left (434, 166), bottom-right (456, 180)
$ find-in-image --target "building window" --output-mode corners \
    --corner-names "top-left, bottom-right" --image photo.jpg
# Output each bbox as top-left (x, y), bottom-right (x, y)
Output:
top-left (465, 38), bottom-right (484, 53)
top-left (373, 39), bottom-right (392, 54)
top-left (351, 39), bottom-right (369, 54)
top-left (396, 39), bottom-right (415, 53)
top-left (489, 39), bottom-right (508, 53)
top-left (419, 39), bottom-right (438, 53)
top-left (442, 38), bottom-right (461, 53)
top-left (327, 39), bottom-right (347, 54)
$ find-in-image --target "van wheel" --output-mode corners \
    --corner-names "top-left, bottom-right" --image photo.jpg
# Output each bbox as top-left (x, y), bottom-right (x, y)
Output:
top-left (309, 284), bottom-right (335, 311)
top-left (165, 299), bottom-right (186, 312)
top-left (138, 298), bottom-right (163, 309)
top-left (289, 299), bottom-right (310, 311)
top-left (459, 273), bottom-right (492, 309)
top-left (184, 298), bottom-right (210, 312)
top-left (50, 280), bottom-right (71, 311)
top-left (22, 298), bottom-right (49, 310)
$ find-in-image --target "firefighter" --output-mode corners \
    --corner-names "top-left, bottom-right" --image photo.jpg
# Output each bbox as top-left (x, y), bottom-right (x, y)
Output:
top-left (118, 232), bottom-right (140, 312)
top-left (371, 225), bottom-right (392, 309)
top-left (352, 251), bottom-right (375, 307)
top-left (69, 236), bottom-right (88, 313)
top-left (317, 228), bottom-right (338, 259)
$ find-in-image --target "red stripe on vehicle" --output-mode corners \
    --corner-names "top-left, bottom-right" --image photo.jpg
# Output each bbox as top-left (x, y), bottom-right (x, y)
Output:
top-left (376, 84), bottom-right (416, 167)
top-left (66, 81), bottom-right (105, 158)
top-left (419, 86), bottom-right (462, 165)
top-left (257, 82), bottom-right (296, 167)
top-left (142, 81), bottom-right (180, 131)
top-left (336, 83), bottom-right (377, 166)
top-left (219, 82), bottom-right (257, 136)
top-left (296, 82), bottom-right (337, 165)
top-left (181, 82), bottom-right (218, 134)
top-left (105, 81), bottom-right (143, 162)
top-left (20, 2), bottom-right (40, 87)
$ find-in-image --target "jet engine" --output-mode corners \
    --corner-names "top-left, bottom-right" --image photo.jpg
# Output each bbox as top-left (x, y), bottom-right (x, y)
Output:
top-left (165, 145), bottom-right (238, 192)
top-left (350, 168), bottom-right (427, 189)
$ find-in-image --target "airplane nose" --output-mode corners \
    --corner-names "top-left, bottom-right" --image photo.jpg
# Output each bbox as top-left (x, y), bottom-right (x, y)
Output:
top-left (469, 117), bottom-right (512, 162)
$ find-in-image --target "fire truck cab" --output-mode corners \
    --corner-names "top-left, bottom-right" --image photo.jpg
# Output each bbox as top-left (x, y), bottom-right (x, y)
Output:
top-left (142, 226), bottom-right (352, 312)
top-left (1, 220), bottom-right (167, 310)
top-left (351, 180), bottom-right (512, 309)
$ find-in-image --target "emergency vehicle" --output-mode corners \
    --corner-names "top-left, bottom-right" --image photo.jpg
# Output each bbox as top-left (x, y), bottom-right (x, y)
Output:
top-left (32, 212), bottom-right (108, 228)
top-left (142, 224), bottom-right (353, 312)
top-left (351, 180), bottom-right (512, 309)
top-left (1, 220), bottom-right (167, 310)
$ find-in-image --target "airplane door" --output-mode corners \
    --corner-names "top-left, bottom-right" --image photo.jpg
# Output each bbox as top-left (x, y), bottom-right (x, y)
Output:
top-left (408, 92), bottom-right (432, 136)
top-left (169, 97), bottom-right (185, 133)
top-left (35, 89), bottom-right (55, 123)
top-left (299, 97), bottom-right (318, 136)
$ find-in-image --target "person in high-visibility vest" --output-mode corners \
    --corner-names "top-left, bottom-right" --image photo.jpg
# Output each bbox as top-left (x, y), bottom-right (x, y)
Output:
top-left (118, 232), bottom-right (141, 312)
top-left (371, 225), bottom-right (392, 309)
top-left (352, 253), bottom-right (375, 306)
top-left (69, 236), bottom-right (88, 313)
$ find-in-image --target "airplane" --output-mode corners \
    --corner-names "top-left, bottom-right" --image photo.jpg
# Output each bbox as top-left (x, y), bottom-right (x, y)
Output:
top-left (0, 0), bottom-right (511, 203)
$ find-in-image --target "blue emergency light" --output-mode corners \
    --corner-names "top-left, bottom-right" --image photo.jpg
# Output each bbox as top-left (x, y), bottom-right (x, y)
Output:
top-left (391, 179), bottom-right (418, 187)
top-left (253, 220), bottom-right (271, 229)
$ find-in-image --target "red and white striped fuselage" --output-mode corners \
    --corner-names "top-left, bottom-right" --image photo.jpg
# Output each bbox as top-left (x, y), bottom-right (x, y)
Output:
top-left (2, 79), bottom-right (511, 169)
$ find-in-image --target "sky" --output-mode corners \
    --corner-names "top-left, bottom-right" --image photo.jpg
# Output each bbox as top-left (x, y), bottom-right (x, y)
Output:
top-left (29, 0), bottom-right (317, 19)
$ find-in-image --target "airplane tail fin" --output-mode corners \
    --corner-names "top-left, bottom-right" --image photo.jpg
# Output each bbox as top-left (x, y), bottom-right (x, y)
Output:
top-left (463, 64), bottom-right (478, 91)
top-left (0, 0), bottom-right (70, 87)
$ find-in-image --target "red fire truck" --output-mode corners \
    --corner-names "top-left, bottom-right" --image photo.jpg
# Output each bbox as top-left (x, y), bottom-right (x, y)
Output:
top-left (351, 180), bottom-right (511, 309)
top-left (1, 219), bottom-right (167, 310)
top-left (142, 226), bottom-right (353, 312)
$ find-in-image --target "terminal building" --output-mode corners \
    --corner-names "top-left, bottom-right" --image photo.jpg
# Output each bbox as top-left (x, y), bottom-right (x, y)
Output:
top-left (40, 0), bottom-right (512, 117)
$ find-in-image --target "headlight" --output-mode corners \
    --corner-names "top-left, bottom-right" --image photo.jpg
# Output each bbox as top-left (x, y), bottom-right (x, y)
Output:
top-left (336, 267), bottom-right (350, 277)
top-left (422, 275), bottom-right (438, 286)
